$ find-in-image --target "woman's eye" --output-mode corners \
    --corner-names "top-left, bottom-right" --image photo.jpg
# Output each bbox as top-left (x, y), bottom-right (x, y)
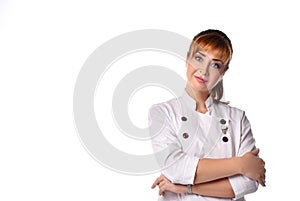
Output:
top-left (195, 56), bottom-right (203, 62)
top-left (211, 63), bottom-right (221, 69)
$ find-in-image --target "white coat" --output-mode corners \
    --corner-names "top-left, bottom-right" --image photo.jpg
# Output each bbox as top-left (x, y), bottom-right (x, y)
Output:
top-left (149, 89), bottom-right (259, 201)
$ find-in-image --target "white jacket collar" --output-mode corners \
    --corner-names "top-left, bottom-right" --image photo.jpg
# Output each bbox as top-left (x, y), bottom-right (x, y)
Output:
top-left (181, 88), bottom-right (214, 114)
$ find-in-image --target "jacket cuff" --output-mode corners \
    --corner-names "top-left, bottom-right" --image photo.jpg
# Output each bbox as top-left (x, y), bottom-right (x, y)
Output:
top-left (229, 175), bottom-right (259, 200)
top-left (163, 155), bottom-right (199, 185)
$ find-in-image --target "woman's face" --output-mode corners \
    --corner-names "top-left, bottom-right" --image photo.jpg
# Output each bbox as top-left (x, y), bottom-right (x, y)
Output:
top-left (186, 46), bottom-right (228, 93)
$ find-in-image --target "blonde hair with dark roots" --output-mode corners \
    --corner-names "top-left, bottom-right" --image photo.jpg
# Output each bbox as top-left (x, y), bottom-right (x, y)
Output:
top-left (188, 29), bottom-right (233, 101)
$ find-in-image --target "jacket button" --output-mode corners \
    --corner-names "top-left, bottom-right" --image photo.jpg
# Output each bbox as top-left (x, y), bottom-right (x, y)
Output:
top-left (220, 119), bottom-right (226, 124)
top-left (222, 136), bottom-right (229, 142)
top-left (182, 133), bottom-right (189, 139)
top-left (181, 116), bottom-right (187, 121)
top-left (221, 125), bottom-right (228, 134)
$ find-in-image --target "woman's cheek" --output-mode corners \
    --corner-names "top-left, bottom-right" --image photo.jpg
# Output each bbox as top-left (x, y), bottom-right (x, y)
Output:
top-left (186, 66), bottom-right (195, 79)
top-left (208, 77), bottom-right (221, 90)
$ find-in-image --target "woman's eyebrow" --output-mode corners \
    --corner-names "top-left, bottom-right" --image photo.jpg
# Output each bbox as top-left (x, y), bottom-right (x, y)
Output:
top-left (212, 58), bottom-right (223, 63)
top-left (196, 51), bottom-right (207, 57)
top-left (196, 51), bottom-right (224, 63)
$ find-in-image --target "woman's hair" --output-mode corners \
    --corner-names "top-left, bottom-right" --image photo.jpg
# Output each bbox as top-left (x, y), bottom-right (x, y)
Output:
top-left (188, 29), bottom-right (233, 101)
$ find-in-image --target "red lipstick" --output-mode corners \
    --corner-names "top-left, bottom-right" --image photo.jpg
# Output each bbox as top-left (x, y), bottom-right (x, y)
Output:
top-left (194, 75), bottom-right (206, 83)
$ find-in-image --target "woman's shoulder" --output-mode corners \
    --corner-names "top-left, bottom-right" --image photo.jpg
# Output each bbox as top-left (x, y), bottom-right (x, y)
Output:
top-left (149, 97), bottom-right (181, 116)
top-left (215, 100), bottom-right (246, 119)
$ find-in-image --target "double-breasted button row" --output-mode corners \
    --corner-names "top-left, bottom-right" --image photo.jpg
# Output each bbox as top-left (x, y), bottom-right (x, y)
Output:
top-left (180, 117), bottom-right (229, 142)
top-left (181, 116), bottom-right (189, 138)
top-left (220, 119), bottom-right (229, 142)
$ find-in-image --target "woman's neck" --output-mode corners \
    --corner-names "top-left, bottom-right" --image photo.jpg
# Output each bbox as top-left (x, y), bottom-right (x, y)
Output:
top-left (185, 84), bottom-right (209, 114)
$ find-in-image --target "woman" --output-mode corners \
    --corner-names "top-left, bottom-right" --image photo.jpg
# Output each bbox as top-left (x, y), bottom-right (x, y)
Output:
top-left (149, 29), bottom-right (266, 201)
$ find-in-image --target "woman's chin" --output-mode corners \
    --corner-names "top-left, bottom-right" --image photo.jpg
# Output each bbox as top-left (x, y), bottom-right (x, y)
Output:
top-left (190, 84), bottom-right (209, 93)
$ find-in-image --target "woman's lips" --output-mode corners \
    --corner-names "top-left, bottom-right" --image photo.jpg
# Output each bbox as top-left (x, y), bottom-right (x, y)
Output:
top-left (194, 75), bottom-right (207, 83)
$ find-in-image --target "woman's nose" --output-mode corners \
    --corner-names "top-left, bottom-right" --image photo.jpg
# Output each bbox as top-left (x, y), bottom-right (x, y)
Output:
top-left (199, 63), bottom-right (209, 76)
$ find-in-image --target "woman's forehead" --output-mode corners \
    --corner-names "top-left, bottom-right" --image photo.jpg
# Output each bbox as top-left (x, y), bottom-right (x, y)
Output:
top-left (194, 45), bottom-right (224, 61)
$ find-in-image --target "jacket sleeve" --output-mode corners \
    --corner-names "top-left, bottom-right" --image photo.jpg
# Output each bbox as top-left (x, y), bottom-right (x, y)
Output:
top-left (148, 104), bottom-right (199, 185)
top-left (228, 112), bottom-right (259, 200)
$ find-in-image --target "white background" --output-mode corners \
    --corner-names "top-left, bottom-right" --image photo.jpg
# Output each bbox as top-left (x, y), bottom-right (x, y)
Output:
top-left (1, 0), bottom-right (299, 200)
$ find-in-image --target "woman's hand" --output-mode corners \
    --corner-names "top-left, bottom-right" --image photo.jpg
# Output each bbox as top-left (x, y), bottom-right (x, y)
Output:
top-left (239, 149), bottom-right (266, 186)
top-left (151, 174), bottom-right (187, 196)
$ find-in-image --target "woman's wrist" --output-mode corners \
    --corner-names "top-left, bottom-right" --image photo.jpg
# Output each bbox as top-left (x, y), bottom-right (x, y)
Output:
top-left (175, 184), bottom-right (189, 194)
top-left (187, 184), bottom-right (193, 194)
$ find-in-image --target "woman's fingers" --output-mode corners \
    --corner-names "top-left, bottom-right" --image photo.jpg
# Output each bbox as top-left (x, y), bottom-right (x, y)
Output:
top-left (262, 170), bottom-right (266, 186)
top-left (159, 182), bottom-right (166, 195)
top-left (151, 175), bottom-right (164, 189)
top-left (259, 176), bottom-right (266, 187)
top-left (151, 175), bottom-right (168, 195)
top-left (258, 177), bottom-right (264, 186)
top-left (241, 150), bottom-right (267, 186)
top-left (151, 178), bottom-right (159, 189)
top-left (261, 162), bottom-right (266, 186)
top-left (159, 186), bottom-right (164, 196)
top-left (152, 174), bottom-right (175, 195)
top-left (158, 180), bottom-right (166, 189)
top-left (251, 149), bottom-right (259, 156)
top-left (257, 167), bottom-right (266, 186)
